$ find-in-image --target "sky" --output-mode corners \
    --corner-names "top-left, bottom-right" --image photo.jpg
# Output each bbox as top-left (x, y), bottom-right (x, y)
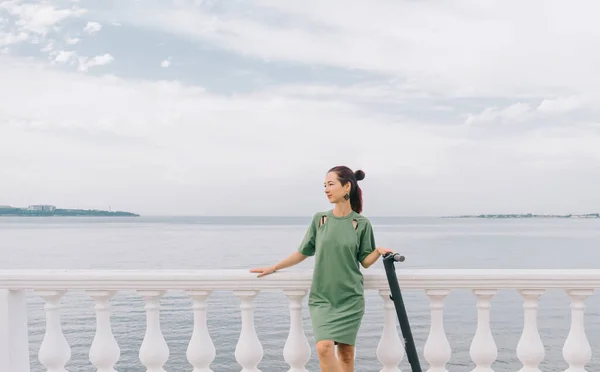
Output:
top-left (0, 0), bottom-right (599, 217)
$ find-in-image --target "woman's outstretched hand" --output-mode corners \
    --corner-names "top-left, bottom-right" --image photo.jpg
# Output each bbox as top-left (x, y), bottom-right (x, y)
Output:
top-left (249, 266), bottom-right (276, 277)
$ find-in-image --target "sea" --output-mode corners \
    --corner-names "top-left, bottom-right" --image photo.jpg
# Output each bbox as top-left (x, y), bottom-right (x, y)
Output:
top-left (1, 216), bottom-right (599, 372)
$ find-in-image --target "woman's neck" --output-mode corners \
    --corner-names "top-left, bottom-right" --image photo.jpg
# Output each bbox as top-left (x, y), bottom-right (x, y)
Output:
top-left (332, 202), bottom-right (352, 217)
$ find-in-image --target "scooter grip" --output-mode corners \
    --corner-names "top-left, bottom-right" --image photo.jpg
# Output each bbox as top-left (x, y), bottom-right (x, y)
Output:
top-left (383, 252), bottom-right (405, 262)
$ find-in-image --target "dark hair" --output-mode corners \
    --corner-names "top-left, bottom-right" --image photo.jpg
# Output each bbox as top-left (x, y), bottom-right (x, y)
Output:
top-left (328, 166), bottom-right (366, 213)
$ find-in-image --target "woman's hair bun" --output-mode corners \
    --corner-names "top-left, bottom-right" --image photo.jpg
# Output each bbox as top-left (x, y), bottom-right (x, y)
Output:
top-left (354, 169), bottom-right (365, 181)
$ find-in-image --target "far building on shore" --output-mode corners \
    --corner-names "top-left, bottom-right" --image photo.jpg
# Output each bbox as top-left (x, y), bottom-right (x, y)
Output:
top-left (26, 205), bottom-right (56, 212)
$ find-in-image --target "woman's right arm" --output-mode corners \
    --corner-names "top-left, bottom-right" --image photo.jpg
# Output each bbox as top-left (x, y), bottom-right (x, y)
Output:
top-left (251, 213), bottom-right (318, 277)
top-left (250, 251), bottom-right (308, 277)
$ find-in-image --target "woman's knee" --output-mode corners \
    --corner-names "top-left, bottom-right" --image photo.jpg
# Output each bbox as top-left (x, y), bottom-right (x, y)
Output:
top-left (337, 344), bottom-right (354, 363)
top-left (316, 340), bottom-right (336, 359)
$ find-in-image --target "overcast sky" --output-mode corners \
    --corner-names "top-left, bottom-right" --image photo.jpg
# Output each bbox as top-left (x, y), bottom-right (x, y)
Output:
top-left (1, 0), bottom-right (599, 217)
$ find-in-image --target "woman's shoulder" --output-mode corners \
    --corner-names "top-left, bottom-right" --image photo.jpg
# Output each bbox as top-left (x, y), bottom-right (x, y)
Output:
top-left (310, 210), bottom-right (330, 218)
top-left (351, 212), bottom-right (372, 223)
top-left (307, 210), bottom-right (329, 224)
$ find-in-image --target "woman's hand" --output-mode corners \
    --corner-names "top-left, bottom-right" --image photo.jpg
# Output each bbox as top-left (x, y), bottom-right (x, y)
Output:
top-left (249, 266), bottom-right (277, 278)
top-left (361, 246), bottom-right (396, 268)
top-left (376, 246), bottom-right (394, 256)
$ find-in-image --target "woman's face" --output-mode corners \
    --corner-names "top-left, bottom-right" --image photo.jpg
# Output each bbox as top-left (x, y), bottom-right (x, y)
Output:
top-left (324, 172), bottom-right (350, 203)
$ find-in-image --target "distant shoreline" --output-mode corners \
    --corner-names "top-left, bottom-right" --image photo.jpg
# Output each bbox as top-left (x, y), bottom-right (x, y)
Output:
top-left (443, 213), bottom-right (599, 219)
top-left (0, 205), bottom-right (139, 217)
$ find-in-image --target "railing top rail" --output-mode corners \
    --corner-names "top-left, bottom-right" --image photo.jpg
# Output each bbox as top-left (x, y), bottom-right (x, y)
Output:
top-left (0, 269), bottom-right (599, 290)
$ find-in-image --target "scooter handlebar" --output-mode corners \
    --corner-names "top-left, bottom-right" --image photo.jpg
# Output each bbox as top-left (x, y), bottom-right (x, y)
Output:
top-left (383, 252), bottom-right (405, 262)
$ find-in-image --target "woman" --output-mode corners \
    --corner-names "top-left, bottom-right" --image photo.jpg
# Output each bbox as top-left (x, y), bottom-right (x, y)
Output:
top-left (250, 166), bottom-right (393, 372)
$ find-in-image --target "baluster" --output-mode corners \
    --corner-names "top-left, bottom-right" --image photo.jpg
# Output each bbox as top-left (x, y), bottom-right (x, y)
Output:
top-left (469, 289), bottom-right (497, 372)
top-left (234, 290), bottom-right (263, 372)
top-left (138, 290), bottom-right (169, 372)
top-left (424, 289), bottom-right (451, 372)
top-left (283, 290), bottom-right (310, 372)
top-left (562, 289), bottom-right (593, 372)
top-left (0, 289), bottom-right (30, 372)
top-left (186, 290), bottom-right (216, 372)
top-left (37, 290), bottom-right (71, 372)
top-left (516, 289), bottom-right (545, 372)
top-left (376, 289), bottom-right (403, 372)
top-left (88, 290), bottom-right (120, 372)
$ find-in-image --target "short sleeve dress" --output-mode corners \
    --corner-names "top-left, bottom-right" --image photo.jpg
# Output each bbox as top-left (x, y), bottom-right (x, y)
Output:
top-left (297, 209), bottom-right (376, 346)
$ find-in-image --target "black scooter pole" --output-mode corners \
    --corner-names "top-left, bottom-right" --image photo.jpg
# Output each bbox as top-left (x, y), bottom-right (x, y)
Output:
top-left (382, 252), bottom-right (422, 372)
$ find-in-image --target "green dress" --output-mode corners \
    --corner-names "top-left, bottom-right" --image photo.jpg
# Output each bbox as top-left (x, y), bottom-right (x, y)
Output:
top-left (297, 209), bottom-right (376, 346)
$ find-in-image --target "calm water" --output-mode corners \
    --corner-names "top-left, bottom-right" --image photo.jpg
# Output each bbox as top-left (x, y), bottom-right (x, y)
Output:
top-left (1, 216), bottom-right (599, 372)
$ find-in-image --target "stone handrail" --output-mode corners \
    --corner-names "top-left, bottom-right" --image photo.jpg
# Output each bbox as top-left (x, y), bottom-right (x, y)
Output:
top-left (1, 268), bottom-right (600, 289)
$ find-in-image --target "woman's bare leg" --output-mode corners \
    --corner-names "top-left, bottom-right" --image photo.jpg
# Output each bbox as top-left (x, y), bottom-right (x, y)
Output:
top-left (316, 340), bottom-right (342, 372)
top-left (336, 343), bottom-right (355, 372)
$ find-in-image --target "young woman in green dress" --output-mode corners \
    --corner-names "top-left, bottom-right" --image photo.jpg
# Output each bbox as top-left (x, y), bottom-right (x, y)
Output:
top-left (250, 166), bottom-right (393, 372)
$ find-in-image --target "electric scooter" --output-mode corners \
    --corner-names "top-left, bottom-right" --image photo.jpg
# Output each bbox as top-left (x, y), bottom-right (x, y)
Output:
top-left (382, 252), bottom-right (422, 372)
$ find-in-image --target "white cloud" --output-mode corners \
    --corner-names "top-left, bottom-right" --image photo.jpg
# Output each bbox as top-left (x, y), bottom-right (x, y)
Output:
top-left (0, 56), bottom-right (463, 214)
top-left (464, 102), bottom-right (534, 126)
top-left (1, 54), bottom-right (599, 216)
top-left (76, 53), bottom-right (114, 71)
top-left (538, 95), bottom-right (590, 114)
top-left (160, 57), bottom-right (171, 68)
top-left (35, 43), bottom-right (114, 72)
top-left (83, 20), bottom-right (101, 35)
top-left (0, 0), bottom-right (86, 52)
top-left (116, 0), bottom-right (600, 99)
top-left (0, 30), bottom-right (28, 46)
top-left (1, 1), bottom-right (86, 35)
top-left (464, 95), bottom-right (599, 126)
top-left (0, 1), bottom-right (599, 215)
top-left (53, 49), bottom-right (76, 64)
top-left (65, 36), bottom-right (79, 44)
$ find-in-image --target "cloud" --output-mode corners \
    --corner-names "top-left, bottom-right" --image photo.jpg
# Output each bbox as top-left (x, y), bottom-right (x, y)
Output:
top-left (160, 57), bottom-right (171, 68)
top-left (0, 1), bottom-right (599, 215)
top-left (1, 53), bottom-right (599, 215)
top-left (0, 0), bottom-right (86, 42)
top-left (83, 20), bottom-right (101, 35)
top-left (0, 55), bottom-right (469, 214)
top-left (45, 48), bottom-right (114, 70)
top-left (0, 30), bottom-right (28, 46)
top-left (114, 0), bottom-right (600, 99)
top-left (0, 1), bottom-right (113, 72)
top-left (464, 95), bottom-right (598, 127)
top-left (53, 49), bottom-right (76, 63)
top-left (464, 102), bottom-right (535, 126)
top-left (65, 36), bottom-right (79, 44)
top-left (538, 96), bottom-right (590, 114)
top-left (76, 52), bottom-right (114, 71)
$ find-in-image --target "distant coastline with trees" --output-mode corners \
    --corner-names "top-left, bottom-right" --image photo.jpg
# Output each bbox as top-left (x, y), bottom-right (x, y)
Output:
top-left (0, 204), bottom-right (139, 217)
top-left (443, 213), bottom-right (599, 219)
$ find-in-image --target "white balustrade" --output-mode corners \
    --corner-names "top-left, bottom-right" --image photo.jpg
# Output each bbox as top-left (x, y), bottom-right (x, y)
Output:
top-left (283, 289), bottom-right (311, 372)
top-left (376, 289), bottom-right (404, 372)
top-left (186, 290), bottom-right (216, 372)
top-left (470, 289), bottom-right (498, 372)
top-left (516, 289), bottom-right (545, 372)
top-left (37, 290), bottom-right (71, 372)
top-left (423, 289), bottom-right (451, 372)
top-left (0, 289), bottom-right (30, 372)
top-left (0, 269), bottom-right (599, 372)
top-left (138, 290), bottom-right (169, 372)
top-left (234, 290), bottom-right (263, 372)
top-left (563, 289), bottom-right (594, 372)
top-left (88, 290), bottom-right (120, 372)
